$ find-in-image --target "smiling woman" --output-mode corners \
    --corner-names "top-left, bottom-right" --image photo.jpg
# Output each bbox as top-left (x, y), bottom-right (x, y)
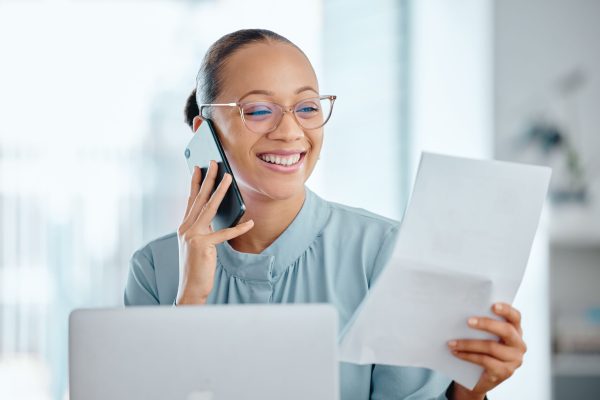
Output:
top-left (124, 29), bottom-right (524, 400)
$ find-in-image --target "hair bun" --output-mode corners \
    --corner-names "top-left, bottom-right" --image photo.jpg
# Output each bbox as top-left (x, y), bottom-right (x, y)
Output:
top-left (184, 88), bottom-right (199, 129)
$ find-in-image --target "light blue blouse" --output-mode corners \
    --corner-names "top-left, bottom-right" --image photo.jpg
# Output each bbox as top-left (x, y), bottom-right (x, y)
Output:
top-left (124, 186), bottom-right (452, 400)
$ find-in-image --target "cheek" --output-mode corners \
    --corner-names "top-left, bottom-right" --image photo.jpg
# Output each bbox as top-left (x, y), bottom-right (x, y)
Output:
top-left (297, 131), bottom-right (323, 178)
top-left (220, 133), bottom-right (258, 174)
top-left (307, 131), bottom-right (324, 158)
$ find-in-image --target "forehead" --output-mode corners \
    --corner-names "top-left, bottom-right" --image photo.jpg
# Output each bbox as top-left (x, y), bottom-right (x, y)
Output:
top-left (219, 41), bottom-right (318, 100)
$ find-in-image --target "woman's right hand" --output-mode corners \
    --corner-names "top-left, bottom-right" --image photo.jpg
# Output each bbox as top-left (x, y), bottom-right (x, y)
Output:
top-left (175, 160), bottom-right (254, 305)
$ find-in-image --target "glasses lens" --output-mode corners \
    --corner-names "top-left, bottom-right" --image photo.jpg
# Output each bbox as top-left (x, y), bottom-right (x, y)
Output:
top-left (294, 97), bottom-right (333, 129)
top-left (241, 102), bottom-right (281, 133)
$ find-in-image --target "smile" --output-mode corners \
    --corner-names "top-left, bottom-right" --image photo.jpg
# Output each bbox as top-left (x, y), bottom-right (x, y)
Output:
top-left (256, 151), bottom-right (307, 172)
top-left (259, 153), bottom-right (302, 166)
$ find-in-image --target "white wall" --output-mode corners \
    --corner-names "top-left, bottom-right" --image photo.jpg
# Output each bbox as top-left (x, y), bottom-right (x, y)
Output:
top-left (410, 1), bottom-right (551, 399)
top-left (494, 0), bottom-right (600, 246)
top-left (494, 0), bottom-right (600, 168)
top-left (317, 0), bottom-right (406, 220)
top-left (494, 2), bottom-right (600, 398)
top-left (409, 0), bottom-right (493, 175)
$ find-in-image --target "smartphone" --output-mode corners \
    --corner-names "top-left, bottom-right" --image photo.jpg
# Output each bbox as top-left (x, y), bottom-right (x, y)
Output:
top-left (184, 119), bottom-right (246, 231)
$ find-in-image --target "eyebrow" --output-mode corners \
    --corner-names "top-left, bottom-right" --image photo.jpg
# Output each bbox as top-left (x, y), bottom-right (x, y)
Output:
top-left (238, 86), bottom-right (318, 101)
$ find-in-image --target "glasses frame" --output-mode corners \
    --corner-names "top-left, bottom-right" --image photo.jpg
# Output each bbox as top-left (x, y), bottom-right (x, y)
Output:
top-left (198, 94), bottom-right (337, 134)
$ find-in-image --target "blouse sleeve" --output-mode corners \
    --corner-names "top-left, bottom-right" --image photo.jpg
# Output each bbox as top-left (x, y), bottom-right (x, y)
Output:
top-left (370, 365), bottom-right (452, 400)
top-left (367, 222), bottom-right (400, 289)
top-left (124, 247), bottom-right (160, 306)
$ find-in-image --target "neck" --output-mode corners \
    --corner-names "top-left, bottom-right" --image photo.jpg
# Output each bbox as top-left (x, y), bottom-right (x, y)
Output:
top-left (228, 187), bottom-right (306, 254)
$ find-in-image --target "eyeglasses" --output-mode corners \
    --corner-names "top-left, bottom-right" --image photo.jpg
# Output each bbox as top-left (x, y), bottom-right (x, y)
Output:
top-left (198, 95), bottom-right (337, 134)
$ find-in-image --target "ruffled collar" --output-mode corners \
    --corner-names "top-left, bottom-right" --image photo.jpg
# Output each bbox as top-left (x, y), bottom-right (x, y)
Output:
top-left (216, 186), bottom-right (331, 282)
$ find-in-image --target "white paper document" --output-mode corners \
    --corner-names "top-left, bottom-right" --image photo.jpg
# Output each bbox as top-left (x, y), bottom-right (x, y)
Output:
top-left (338, 152), bottom-right (551, 390)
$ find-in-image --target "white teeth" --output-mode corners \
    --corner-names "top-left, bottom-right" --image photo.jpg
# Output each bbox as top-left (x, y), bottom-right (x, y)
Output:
top-left (259, 153), bottom-right (302, 166)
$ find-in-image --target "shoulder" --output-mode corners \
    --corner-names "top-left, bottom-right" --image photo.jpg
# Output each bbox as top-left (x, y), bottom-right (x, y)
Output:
top-left (126, 232), bottom-right (179, 305)
top-left (328, 199), bottom-right (400, 228)
top-left (133, 232), bottom-right (178, 261)
top-left (314, 193), bottom-right (400, 286)
top-left (318, 193), bottom-right (400, 241)
top-left (132, 231), bottom-right (179, 280)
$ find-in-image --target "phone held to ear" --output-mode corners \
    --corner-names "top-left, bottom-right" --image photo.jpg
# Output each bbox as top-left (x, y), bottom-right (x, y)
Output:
top-left (184, 119), bottom-right (246, 231)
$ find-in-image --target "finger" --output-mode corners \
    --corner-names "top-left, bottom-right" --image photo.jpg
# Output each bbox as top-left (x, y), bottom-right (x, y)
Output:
top-left (196, 160), bottom-right (219, 206)
top-left (208, 219), bottom-right (254, 244)
top-left (492, 303), bottom-right (523, 335)
top-left (184, 166), bottom-right (202, 219)
top-left (468, 317), bottom-right (523, 348)
top-left (181, 160), bottom-right (218, 231)
top-left (451, 350), bottom-right (515, 383)
top-left (447, 339), bottom-right (520, 362)
top-left (190, 172), bottom-right (232, 231)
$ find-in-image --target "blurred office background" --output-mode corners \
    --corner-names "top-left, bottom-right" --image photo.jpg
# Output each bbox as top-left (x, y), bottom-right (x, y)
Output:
top-left (0, 0), bottom-right (598, 399)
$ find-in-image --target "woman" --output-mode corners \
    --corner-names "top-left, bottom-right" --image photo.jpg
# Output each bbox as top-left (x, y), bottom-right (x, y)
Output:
top-left (125, 29), bottom-right (526, 400)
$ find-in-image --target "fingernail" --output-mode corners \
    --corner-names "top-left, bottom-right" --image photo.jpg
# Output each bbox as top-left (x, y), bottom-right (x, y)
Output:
top-left (447, 340), bottom-right (457, 348)
top-left (494, 303), bottom-right (503, 312)
top-left (468, 318), bottom-right (478, 326)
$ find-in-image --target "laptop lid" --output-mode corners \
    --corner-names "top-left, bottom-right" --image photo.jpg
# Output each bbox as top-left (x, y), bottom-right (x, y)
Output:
top-left (69, 304), bottom-right (339, 400)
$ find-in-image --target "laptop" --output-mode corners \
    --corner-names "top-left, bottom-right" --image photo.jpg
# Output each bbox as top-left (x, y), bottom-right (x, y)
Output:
top-left (69, 304), bottom-right (339, 400)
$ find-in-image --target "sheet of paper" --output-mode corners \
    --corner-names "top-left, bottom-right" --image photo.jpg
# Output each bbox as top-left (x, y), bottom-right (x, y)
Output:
top-left (338, 152), bottom-right (551, 390)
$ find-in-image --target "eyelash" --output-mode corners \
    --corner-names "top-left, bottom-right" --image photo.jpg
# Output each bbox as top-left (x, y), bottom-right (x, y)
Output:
top-left (245, 109), bottom-right (272, 116)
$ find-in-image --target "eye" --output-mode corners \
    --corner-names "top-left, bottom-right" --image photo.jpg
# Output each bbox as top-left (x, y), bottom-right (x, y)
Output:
top-left (243, 104), bottom-right (274, 120)
top-left (245, 108), bottom-right (272, 116)
top-left (297, 106), bottom-right (318, 113)
top-left (295, 101), bottom-right (320, 117)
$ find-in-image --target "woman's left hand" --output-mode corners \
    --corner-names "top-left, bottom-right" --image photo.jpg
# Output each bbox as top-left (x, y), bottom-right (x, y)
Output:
top-left (447, 302), bottom-right (527, 399)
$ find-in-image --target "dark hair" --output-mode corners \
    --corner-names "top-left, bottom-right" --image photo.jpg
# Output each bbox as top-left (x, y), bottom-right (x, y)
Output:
top-left (184, 29), bottom-right (304, 128)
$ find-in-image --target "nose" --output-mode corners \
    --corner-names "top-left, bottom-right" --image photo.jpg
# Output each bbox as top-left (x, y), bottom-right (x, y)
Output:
top-left (266, 110), bottom-right (304, 142)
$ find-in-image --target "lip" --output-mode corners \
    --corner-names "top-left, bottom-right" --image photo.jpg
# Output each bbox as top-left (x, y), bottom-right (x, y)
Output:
top-left (256, 149), bottom-right (307, 157)
top-left (256, 151), bottom-right (307, 173)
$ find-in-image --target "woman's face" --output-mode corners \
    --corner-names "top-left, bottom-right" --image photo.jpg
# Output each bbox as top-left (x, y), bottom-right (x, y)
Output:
top-left (194, 41), bottom-right (323, 203)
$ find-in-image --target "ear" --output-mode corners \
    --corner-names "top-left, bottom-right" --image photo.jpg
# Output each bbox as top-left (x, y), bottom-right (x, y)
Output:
top-left (192, 116), bottom-right (204, 133)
